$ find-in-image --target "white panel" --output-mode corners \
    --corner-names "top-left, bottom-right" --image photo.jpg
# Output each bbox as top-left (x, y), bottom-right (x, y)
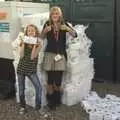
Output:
top-left (0, 1), bottom-right (49, 59)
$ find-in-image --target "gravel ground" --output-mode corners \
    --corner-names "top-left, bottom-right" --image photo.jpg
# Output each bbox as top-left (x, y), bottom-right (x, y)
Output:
top-left (0, 82), bottom-right (120, 120)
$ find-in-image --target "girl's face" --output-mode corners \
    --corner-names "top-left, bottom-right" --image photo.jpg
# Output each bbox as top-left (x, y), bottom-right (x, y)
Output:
top-left (27, 26), bottom-right (36, 37)
top-left (51, 10), bottom-right (60, 23)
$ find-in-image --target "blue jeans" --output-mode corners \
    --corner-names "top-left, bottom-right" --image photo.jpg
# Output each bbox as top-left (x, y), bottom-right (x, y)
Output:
top-left (17, 73), bottom-right (42, 108)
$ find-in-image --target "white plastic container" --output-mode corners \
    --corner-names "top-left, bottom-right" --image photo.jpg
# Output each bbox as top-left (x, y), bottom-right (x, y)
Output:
top-left (0, 1), bottom-right (49, 59)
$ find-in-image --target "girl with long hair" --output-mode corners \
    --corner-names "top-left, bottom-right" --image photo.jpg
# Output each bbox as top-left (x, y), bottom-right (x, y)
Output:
top-left (41, 6), bottom-right (77, 110)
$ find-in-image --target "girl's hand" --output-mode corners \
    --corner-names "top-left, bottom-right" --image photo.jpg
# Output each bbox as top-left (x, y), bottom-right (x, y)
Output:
top-left (36, 42), bottom-right (42, 48)
top-left (44, 25), bottom-right (51, 33)
top-left (31, 42), bottom-right (42, 60)
top-left (60, 24), bottom-right (69, 31)
top-left (60, 24), bottom-right (72, 32)
top-left (61, 24), bottom-right (77, 38)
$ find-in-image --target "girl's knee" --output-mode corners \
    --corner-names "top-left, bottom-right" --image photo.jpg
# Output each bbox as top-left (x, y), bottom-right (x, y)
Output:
top-left (53, 84), bottom-right (60, 91)
top-left (46, 84), bottom-right (54, 93)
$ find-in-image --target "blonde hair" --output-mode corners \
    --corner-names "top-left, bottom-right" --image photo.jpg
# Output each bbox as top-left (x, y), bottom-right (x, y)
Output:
top-left (24, 24), bottom-right (40, 37)
top-left (49, 6), bottom-right (64, 25)
top-left (20, 24), bottom-right (41, 59)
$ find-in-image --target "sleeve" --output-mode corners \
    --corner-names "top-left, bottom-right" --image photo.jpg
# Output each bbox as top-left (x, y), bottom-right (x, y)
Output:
top-left (42, 20), bottom-right (49, 29)
top-left (40, 20), bottom-right (49, 39)
top-left (65, 22), bottom-right (73, 28)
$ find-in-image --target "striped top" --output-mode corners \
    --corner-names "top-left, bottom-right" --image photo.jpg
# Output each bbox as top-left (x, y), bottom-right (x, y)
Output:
top-left (17, 45), bottom-right (38, 75)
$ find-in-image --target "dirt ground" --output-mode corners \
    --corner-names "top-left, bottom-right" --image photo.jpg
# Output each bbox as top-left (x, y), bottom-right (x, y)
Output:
top-left (0, 82), bottom-right (120, 120)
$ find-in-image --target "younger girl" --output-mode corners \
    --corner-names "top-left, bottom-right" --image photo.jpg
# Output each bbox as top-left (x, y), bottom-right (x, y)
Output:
top-left (17, 24), bottom-right (42, 114)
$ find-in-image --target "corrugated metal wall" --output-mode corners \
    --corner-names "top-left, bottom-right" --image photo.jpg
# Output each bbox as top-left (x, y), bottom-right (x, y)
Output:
top-left (34, 0), bottom-right (115, 82)
top-left (71, 0), bottom-right (115, 82)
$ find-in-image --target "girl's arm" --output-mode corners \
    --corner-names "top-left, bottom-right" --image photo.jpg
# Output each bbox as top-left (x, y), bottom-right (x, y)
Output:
top-left (19, 36), bottom-right (24, 47)
top-left (31, 39), bottom-right (42, 60)
top-left (20, 40), bottom-right (24, 47)
top-left (40, 27), bottom-right (47, 39)
top-left (60, 22), bottom-right (77, 38)
top-left (40, 21), bottom-right (51, 39)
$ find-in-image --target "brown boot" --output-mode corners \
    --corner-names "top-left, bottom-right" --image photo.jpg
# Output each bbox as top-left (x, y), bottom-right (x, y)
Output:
top-left (46, 93), bottom-right (56, 110)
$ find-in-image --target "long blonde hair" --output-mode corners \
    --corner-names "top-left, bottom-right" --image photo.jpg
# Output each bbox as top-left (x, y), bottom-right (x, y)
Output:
top-left (49, 6), bottom-right (64, 25)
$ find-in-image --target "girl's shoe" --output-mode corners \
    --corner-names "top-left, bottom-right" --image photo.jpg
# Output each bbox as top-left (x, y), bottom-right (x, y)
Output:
top-left (46, 93), bottom-right (56, 110)
top-left (35, 106), bottom-right (41, 110)
top-left (19, 107), bottom-right (26, 114)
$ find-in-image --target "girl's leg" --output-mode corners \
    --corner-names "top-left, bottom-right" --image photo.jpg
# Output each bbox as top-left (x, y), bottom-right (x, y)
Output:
top-left (46, 71), bottom-right (55, 110)
top-left (47, 71), bottom-right (54, 93)
top-left (27, 73), bottom-right (42, 109)
top-left (53, 71), bottom-right (63, 106)
top-left (17, 73), bottom-right (26, 108)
